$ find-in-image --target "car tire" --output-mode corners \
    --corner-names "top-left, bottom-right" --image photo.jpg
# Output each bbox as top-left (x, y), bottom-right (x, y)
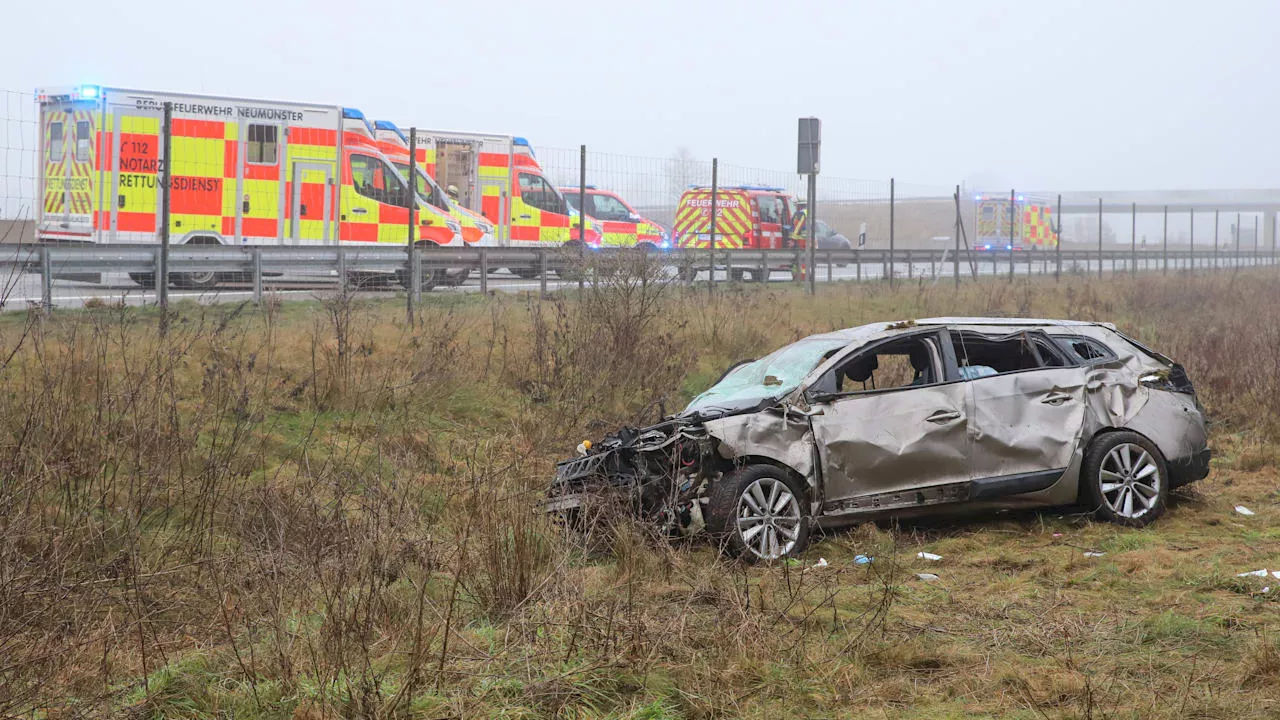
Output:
top-left (394, 268), bottom-right (440, 293)
top-left (1080, 431), bottom-right (1169, 527)
top-left (677, 265), bottom-right (698, 283)
top-left (129, 273), bottom-right (157, 289)
top-left (555, 241), bottom-right (587, 281)
top-left (444, 267), bottom-right (472, 287)
top-left (706, 464), bottom-right (811, 562)
top-left (729, 268), bottom-right (747, 283)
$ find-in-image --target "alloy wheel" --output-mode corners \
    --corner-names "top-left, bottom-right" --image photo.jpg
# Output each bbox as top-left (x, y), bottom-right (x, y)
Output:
top-left (736, 476), bottom-right (802, 560)
top-left (1099, 442), bottom-right (1162, 519)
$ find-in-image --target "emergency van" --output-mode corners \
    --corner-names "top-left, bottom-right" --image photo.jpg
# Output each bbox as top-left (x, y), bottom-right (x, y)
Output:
top-left (409, 130), bottom-right (601, 263)
top-left (672, 185), bottom-right (803, 281)
top-left (36, 85), bottom-right (459, 290)
top-left (372, 121), bottom-right (495, 249)
top-left (975, 193), bottom-right (1057, 250)
top-left (559, 186), bottom-right (669, 250)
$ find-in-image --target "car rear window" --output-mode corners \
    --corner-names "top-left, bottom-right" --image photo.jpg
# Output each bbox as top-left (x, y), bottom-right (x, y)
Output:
top-left (950, 330), bottom-right (1069, 377)
top-left (1054, 335), bottom-right (1118, 364)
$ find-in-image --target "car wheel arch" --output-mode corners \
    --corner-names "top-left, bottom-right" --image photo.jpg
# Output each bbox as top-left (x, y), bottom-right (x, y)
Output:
top-left (718, 456), bottom-right (813, 500)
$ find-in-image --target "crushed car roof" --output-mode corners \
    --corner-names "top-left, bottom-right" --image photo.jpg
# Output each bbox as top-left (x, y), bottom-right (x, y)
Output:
top-left (917, 317), bottom-right (1116, 329)
top-left (806, 317), bottom-right (1116, 345)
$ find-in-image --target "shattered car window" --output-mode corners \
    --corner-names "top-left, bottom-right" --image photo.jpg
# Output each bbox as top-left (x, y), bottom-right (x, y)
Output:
top-left (684, 337), bottom-right (849, 416)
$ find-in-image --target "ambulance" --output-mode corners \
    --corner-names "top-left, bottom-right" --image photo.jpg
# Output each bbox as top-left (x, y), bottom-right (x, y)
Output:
top-left (35, 85), bottom-right (460, 290)
top-left (559, 186), bottom-right (670, 250)
top-left (672, 185), bottom-right (803, 281)
top-left (371, 121), bottom-right (495, 249)
top-left (409, 129), bottom-right (601, 277)
top-left (974, 193), bottom-right (1057, 250)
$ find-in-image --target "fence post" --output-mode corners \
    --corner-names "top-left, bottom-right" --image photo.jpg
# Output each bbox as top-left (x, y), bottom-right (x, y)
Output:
top-left (906, 248), bottom-right (913, 279)
top-left (1009, 189), bottom-right (1016, 280)
top-left (889, 178), bottom-right (895, 288)
top-left (1055, 193), bottom-right (1062, 282)
top-left (40, 245), bottom-right (52, 315)
top-left (479, 248), bottom-right (489, 294)
top-left (413, 248), bottom-right (423, 303)
top-left (539, 249), bottom-right (548, 298)
top-left (1130, 202), bottom-right (1136, 276)
top-left (159, 101), bottom-right (173, 317)
top-left (1162, 205), bottom-right (1168, 275)
top-left (337, 247), bottom-right (347, 293)
top-left (1096, 198), bottom-right (1103, 279)
top-left (954, 186), bottom-right (961, 288)
top-left (1215, 209), bottom-right (1221, 271)
top-left (406, 128), bottom-right (417, 327)
top-left (856, 248), bottom-right (861, 282)
top-left (1255, 215), bottom-right (1260, 265)
top-left (1189, 208), bottom-right (1195, 274)
top-left (578, 145), bottom-right (587, 292)
top-left (709, 158), bottom-right (718, 298)
top-left (807, 173), bottom-right (817, 295)
top-left (252, 247), bottom-right (262, 305)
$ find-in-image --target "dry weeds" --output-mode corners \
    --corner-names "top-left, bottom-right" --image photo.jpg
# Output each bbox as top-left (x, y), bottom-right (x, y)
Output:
top-left (0, 265), bottom-right (1277, 718)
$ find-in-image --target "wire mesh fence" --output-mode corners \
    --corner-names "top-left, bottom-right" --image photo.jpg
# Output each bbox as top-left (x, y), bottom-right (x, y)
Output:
top-left (0, 83), bottom-right (1277, 312)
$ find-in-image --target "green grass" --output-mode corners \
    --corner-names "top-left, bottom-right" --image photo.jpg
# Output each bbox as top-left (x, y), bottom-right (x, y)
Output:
top-left (4, 272), bottom-right (1280, 718)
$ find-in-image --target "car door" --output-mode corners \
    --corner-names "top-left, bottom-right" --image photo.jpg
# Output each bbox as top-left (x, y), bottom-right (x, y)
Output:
top-left (954, 329), bottom-right (1090, 495)
top-left (807, 330), bottom-right (971, 512)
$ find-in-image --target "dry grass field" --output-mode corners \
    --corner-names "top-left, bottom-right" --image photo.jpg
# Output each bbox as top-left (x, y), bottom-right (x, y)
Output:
top-left (1, 263), bottom-right (1278, 718)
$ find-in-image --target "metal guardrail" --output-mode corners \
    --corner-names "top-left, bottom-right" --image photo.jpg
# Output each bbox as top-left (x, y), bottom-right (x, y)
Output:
top-left (1, 243), bottom-right (1275, 311)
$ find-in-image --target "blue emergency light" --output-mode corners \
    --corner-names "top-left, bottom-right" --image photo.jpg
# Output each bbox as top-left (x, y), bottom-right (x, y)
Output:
top-left (373, 120), bottom-right (409, 144)
top-left (513, 136), bottom-right (536, 158)
top-left (79, 85), bottom-right (100, 99)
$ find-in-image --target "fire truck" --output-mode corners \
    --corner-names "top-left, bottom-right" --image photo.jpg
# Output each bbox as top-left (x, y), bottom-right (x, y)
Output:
top-left (559, 186), bottom-right (670, 250)
top-left (408, 129), bottom-right (601, 277)
top-left (36, 85), bottom-right (460, 289)
top-left (974, 193), bottom-right (1058, 251)
top-left (672, 185), bottom-right (803, 281)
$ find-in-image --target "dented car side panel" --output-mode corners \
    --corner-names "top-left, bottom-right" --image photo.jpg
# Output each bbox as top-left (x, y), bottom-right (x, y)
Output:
top-left (967, 367), bottom-right (1089, 481)
top-left (813, 382), bottom-right (970, 503)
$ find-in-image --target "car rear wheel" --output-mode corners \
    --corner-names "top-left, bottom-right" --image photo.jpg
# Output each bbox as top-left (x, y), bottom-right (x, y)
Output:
top-left (129, 273), bottom-right (157, 289)
top-left (707, 465), bottom-right (811, 561)
top-left (1081, 431), bottom-right (1168, 527)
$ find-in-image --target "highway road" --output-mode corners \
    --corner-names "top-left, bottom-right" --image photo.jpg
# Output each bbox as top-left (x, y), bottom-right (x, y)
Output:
top-left (0, 253), bottom-right (1268, 312)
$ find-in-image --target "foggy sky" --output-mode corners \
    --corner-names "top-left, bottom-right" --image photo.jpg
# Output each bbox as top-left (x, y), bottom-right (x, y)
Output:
top-left (3, 0), bottom-right (1276, 191)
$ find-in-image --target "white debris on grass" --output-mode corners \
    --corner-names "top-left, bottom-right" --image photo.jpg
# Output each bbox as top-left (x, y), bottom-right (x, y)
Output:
top-left (917, 552), bottom-right (942, 561)
top-left (916, 573), bottom-right (940, 582)
top-left (1084, 551), bottom-right (1106, 558)
top-left (1238, 569), bottom-right (1270, 578)
top-left (1235, 506), bottom-right (1256, 516)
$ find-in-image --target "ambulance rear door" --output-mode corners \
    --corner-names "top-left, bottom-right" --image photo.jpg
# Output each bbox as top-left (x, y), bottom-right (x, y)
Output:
top-left (39, 95), bottom-right (98, 239)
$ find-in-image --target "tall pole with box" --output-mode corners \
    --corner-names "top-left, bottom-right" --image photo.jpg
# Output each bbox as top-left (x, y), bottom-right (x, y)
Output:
top-left (798, 118), bottom-right (821, 296)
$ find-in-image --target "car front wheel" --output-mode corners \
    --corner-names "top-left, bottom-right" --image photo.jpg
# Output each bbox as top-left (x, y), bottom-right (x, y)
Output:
top-left (707, 465), bottom-right (811, 561)
top-left (1081, 431), bottom-right (1169, 527)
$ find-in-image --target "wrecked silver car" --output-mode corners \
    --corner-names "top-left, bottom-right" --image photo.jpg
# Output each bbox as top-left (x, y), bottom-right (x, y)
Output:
top-left (550, 318), bottom-right (1211, 561)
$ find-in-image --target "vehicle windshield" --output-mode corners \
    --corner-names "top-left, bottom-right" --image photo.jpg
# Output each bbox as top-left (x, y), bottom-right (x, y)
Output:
top-left (563, 191), bottom-right (582, 211)
top-left (683, 337), bottom-right (849, 417)
top-left (394, 162), bottom-right (449, 210)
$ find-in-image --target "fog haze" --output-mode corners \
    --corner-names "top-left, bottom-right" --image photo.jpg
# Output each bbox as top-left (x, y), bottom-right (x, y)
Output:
top-left (3, 0), bottom-right (1276, 190)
